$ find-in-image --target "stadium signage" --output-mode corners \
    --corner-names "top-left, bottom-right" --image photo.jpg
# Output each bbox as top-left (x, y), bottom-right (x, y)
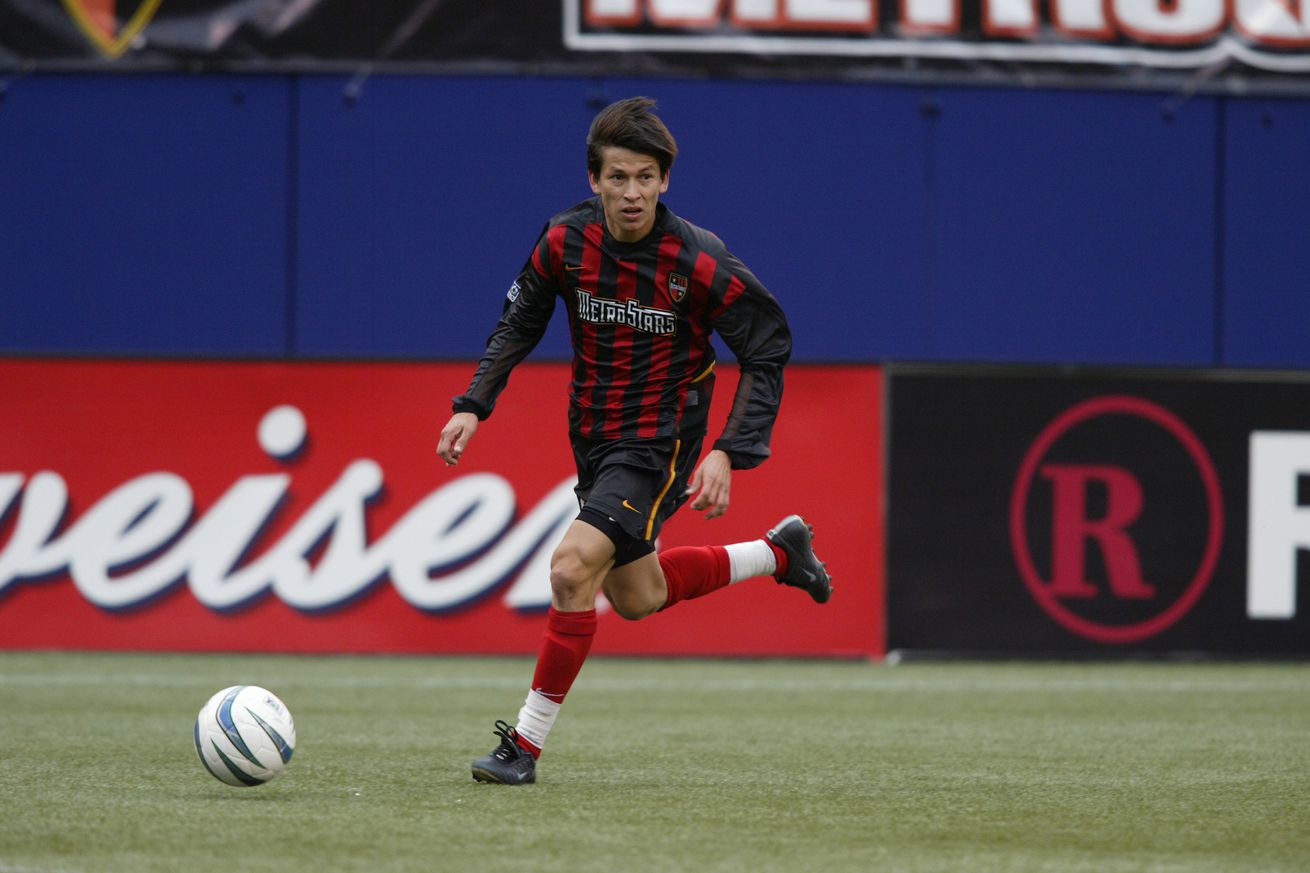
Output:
top-left (1008, 395), bottom-right (1224, 644)
top-left (0, 441), bottom-right (576, 614)
top-left (886, 365), bottom-right (1310, 656)
top-left (568, 0), bottom-right (1310, 72)
top-left (4, 0), bottom-right (1306, 85)
top-left (0, 359), bottom-right (881, 657)
top-left (1247, 431), bottom-right (1310, 620)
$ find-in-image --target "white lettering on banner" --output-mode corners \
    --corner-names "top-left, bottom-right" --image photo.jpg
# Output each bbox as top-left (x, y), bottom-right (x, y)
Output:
top-left (1247, 432), bottom-right (1310, 620)
top-left (568, 0), bottom-right (1310, 72)
top-left (903, 0), bottom-right (956, 33)
top-left (1053, 0), bottom-right (1113, 36)
top-left (990, 0), bottom-right (1226, 39)
top-left (1235, 0), bottom-right (1310, 47)
top-left (387, 476), bottom-right (580, 611)
top-left (186, 473), bottom-right (296, 609)
top-left (1112, 0), bottom-right (1225, 42)
top-left (589, 0), bottom-right (874, 27)
top-left (69, 473), bottom-right (194, 608)
top-left (0, 472), bottom-right (69, 582)
top-left (986, 0), bottom-right (1038, 34)
top-left (983, 0), bottom-right (1110, 36)
top-left (0, 407), bottom-right (574, 614)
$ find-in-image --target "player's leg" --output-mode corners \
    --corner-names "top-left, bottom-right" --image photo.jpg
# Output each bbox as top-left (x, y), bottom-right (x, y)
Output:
top-left (471, 519), bottom-right (613, 785)
top-left (599, 435), bottom-right (832, 612)
top-left (601, 517), bottom-right (831, 615)
top-left (598, 543), bottom-right (664, 619)
top-left (763, 514), bottom-right (833, 604)
top-left (470, 439), bottom-right (833, 782)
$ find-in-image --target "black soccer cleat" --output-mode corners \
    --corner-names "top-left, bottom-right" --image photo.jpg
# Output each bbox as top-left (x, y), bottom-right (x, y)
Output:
top-left (471, 720), bottom-right (537, 785)
top-left (767, 514), bottom-right (832, 604)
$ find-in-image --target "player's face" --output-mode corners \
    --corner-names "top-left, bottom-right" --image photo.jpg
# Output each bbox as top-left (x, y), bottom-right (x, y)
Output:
top-left (589, 146), bottom-right (670, 243)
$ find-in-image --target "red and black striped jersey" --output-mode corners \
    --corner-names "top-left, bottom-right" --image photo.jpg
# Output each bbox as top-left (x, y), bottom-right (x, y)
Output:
top-left (452, 198), bottom-right (791, 469)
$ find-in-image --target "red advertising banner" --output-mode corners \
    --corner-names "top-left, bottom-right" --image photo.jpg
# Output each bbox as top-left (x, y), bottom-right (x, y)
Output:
top-left (0, 359), bottom-right (882, 657)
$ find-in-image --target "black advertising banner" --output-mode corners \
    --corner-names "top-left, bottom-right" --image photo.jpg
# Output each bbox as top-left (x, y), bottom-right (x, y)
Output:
top-left (886, 365), bottom-right (1310, 656)
top-left (1, 1), bottom-right (1307, 91)
top-left (0, 0), bottom-right (559, 68)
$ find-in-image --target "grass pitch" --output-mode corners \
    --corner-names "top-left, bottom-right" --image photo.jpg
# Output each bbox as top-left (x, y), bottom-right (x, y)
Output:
top-left (1, 653), bottom-right (1307, 873)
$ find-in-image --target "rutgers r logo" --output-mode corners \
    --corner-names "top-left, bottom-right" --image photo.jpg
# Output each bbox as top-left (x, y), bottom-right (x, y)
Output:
top-left (1009, 396), bottom-right (1224, 645)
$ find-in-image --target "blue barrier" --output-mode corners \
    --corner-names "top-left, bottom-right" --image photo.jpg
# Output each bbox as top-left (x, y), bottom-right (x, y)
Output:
top-left (1, 73), bottom-right (1306, 366)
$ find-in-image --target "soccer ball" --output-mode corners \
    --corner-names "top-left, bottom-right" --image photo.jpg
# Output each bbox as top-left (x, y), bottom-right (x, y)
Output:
top-left (194, 685), bottom-right (296, 787)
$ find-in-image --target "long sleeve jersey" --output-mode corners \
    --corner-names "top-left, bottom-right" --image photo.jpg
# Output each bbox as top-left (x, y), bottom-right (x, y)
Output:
top-left (452, 198), bottom-right (792, 469)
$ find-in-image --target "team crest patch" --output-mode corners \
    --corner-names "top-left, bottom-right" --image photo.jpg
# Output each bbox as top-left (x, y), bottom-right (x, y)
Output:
top-left (668, 272), bottom-right (689, 302)
top-left (62, 0), bottom-right (165, 59)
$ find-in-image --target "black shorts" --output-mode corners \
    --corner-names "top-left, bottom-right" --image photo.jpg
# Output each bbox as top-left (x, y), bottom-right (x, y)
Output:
top-left (571, 435), bottom-right (703, 566)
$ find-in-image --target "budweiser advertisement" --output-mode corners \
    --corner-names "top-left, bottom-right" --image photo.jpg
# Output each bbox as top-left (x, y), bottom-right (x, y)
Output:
top-left (886, 364), bottom-right (1310, 656)
top-left (0, 359), bottom-right (882, 657)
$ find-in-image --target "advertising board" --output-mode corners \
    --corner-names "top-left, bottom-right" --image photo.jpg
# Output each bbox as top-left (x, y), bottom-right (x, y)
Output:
top-left (0, 359), bottom-right (882, 657)
top-left (4, 0), bottom-right (1306, 86)
top-left (887, 365), bottom-right (1310, 655)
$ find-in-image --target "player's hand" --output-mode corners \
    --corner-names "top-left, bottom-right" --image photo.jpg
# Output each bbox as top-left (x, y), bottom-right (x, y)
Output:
top-left (687, 449), bottom-right (732, 519)
top-left (437, 412), bottom-right (479, 466)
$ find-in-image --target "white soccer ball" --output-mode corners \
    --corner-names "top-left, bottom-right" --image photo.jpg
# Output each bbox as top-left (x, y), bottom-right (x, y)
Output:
top-left (194, 685), bottom-right (296, 787)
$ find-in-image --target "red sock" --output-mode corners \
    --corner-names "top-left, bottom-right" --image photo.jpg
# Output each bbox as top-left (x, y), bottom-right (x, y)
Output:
top-left (767, 540), bottom-right (789, 576)
top-left (520, 607), bottom-right (597, 757)
top-left (658, 545), bottom-right (731, 611)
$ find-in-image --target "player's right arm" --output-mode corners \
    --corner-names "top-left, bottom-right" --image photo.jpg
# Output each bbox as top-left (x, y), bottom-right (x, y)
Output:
top-left (441, 228), bottom-right (559, 462)
top-left (436, 412), bottom-right (479, 466)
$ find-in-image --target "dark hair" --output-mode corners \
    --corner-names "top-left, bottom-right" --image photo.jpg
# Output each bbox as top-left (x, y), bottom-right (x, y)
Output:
top-left (586, 97), bottom-right (678, 179)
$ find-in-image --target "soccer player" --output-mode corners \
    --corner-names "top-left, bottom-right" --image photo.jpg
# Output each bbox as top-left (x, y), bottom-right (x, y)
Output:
top-left (437, 97), bottom-right (831, 785)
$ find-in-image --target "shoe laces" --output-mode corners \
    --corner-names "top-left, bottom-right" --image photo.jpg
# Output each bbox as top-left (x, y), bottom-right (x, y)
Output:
top-left (490, 719), bottom-right (524, 761)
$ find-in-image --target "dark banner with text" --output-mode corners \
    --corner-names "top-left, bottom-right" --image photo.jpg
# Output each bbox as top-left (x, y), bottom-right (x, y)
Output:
top-left (1, 1), bottom-right (1306, 86)
top-left (886, 365), bottom-right (1310, 656)
top-left (0, 359), bottom-right (881, 657)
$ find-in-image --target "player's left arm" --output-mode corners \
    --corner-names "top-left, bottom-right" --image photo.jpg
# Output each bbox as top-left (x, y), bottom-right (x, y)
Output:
top-left (707, 253), bottom-right (792, 473)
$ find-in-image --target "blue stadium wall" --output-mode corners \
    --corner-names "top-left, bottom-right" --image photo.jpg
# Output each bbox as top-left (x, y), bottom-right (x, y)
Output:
top-left (2, 73), bottom-right (1307, 367)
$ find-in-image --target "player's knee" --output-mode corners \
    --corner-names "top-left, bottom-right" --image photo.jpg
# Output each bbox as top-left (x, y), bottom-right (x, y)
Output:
top-left (549, 548), bottom-right (596, 607)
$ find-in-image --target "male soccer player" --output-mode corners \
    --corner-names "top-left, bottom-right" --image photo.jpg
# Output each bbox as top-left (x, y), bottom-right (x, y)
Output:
top-left (437, 97), bottom-right (831, 785)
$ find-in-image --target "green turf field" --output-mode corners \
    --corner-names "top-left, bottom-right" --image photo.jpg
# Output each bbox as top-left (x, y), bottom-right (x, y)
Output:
top-left (1, 652), bottom-right (1306, 873)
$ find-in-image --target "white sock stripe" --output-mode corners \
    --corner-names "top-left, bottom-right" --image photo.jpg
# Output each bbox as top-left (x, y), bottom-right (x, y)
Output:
top-left (514, 688), bottom-right (562, 750)
top-left (724, 539), bottom-right (777, 584)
